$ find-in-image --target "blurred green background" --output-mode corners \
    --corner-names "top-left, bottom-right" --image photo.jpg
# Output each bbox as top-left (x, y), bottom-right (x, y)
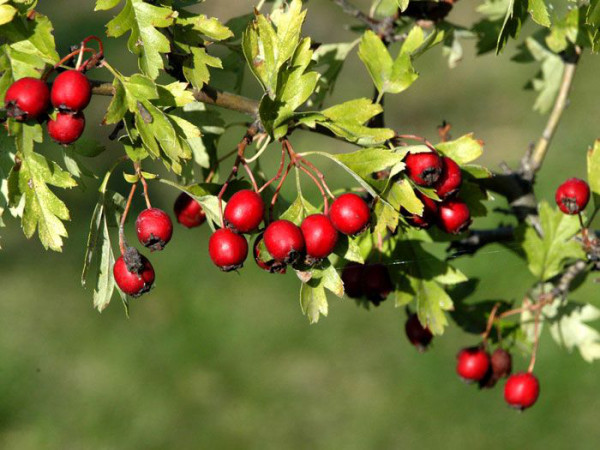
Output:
top-left (1, 1), bottom-right (600, 448)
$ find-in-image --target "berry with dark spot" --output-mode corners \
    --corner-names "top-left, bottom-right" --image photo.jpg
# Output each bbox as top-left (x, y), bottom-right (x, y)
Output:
top-left (113, 250), bottom-right (155, 297)
top-left (555, 178), bottom-right (590, 215)
top-left (253, 234), bottom-right (286, 274)
top-left (136, 208), bottom-right (173, 251)
top-left (208, 228), bottom-right (248, 271)
top-left (4, 77), bottom-right (50, 120)
top-left (435, 156), bottom-right (462, 198)
top-left (51, 70), bottom-right (92, 111)
top-left (264, 220), bottom-right (305, 263)
top-left (438, 199), bottom-right (471, 234)
top-left (47, 111), bottom-right (85, 145)
top-left (224, 189), bottom-right (265, 233)
top-left (405, 151), bottom-right (443, 186)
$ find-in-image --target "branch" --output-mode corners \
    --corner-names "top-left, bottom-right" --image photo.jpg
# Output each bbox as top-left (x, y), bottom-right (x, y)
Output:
top-left (90, 80), bottom-right (259, 117)
top-left (550, 259), bottom-right (588, 299)
top-left (331, 0), bottom-right (376, 27)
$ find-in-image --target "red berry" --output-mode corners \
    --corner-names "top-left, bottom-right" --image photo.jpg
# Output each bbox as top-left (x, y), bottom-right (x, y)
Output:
top-left (136, 208), bottom-right (173, 251)
top-left (404, 193), bottom-right (438, 229)
top-left (300, 214), bottom-right (338, 260)
top-left (405, 313), bottom-right (433, 351)
top-left (4, 77), bottom-right (50, 120)
top-left (504, 372), bottom-right (540, 410)
top-left (253, 234), bottom-right (286, 274)
top-left (174, 193), bottom-right (205, 228)
top-left (435, 156), bottom-right (462, 198)
top-left (341, 263), bottom-right (365, 298)
top-left (264, 220), bottom-right (305, 263)
top-left (456, 347), bottom-right (490, 382)
top-left (47, 111), bottom-right (85, 145)
top-left (223, 189), bottom-right (264, 233)
top-left (51, 70), bottom-right (92, 111)
top-left (555, 178), bottom-right (590, 215)
top-left (208, 228), bottom-right (248, 271)
top-left (405, 151), bottom-right (443, 187)
top-left (438, 199), bottom-right (471, 234)
top-left (362, 263), bottom-right (393, 305)
top-left (113, 253), bottom-right (155, 297)
top-left (329, 193), bottom-right (371, 235)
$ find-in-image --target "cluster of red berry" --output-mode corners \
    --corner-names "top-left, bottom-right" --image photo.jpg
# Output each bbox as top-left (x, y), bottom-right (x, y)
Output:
top-left (403, 151), bottom-right (471, 233)
top-left (4, 70), bottom-right (91, 144)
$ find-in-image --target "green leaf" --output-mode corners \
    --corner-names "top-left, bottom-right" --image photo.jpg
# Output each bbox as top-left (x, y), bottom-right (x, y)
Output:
top-left (333, 147), bottom-right (405, 180)
top-left (0, 3), bottom-right (17, 25)
top-left (436, 134), bottom-right (483, 164)
top-left (388, 178), bottom-right (423, 215)
top-left (545, 300), bottom-right (600, 362)
top-left (496, 0), bottom-right (528, 53)
top-left (322, 264), bottom-right (344, 298)
top-left (587, 139), bottom-right (600, 209)
top-left (519, 201), bottom-right (586, 280)
top-left (358, 30), bottom-right (418, 95)
top-left (310, 40), bottom-right (358, 107)
top-left (527, 0), bottom-right (550, 27)
top-left (189, 14), bottom-right (234, 41)
top-left (300, 281), bottom-right (328, 324)
top-left (105, 0), bottom-right (175, 79)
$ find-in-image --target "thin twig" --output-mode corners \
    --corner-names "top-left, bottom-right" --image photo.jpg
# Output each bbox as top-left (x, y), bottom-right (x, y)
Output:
top-left (119, 183), bottom-right (138, 255)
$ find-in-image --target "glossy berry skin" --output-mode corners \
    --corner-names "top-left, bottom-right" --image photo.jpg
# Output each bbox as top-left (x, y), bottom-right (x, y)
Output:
top-left (341, 263), bottom-right (365, 298)
top-left (504, 372), bottom-right (540, 410)
top-left (47, 111), bottom-right (85, 145)
top-left (435, 157), bottom-right (462, 198)
top-left (136, 208), bottom-right (173, 251)
top-left (4, 77), bottom-right (50, 120)
top-left (301, 214), bottom-right (338, 260)
top-left (113, 255), bottom-right (155, 297)
top-left (174, 193), bottom-right (205, 228)
top-left (405, 313), bottom-right (433, 351)
top-left (555, 178), bottom-right (590, 215)
top-left (456, 347), bottom-right (490, 382)
top-left (253, 234), bottom-right (286, 274)
top-left (438, 199), bottom-right (471, 234)
top-left (362, 263), bottom-right (393, 306)
top-left (223, 189), bottom-right (265, 233)
top-left (404, 193), bottom-right (438, 229)
top-left (51, 70), bottom-right (92, 111)
top-left (329, 193), bottom-right (371, 235)
top-left (208, 228), bottom-right (248, 271)
top-left (405, 151), bottom-right (443, 187)
top-left (264, 220), bottom-right (305, 263)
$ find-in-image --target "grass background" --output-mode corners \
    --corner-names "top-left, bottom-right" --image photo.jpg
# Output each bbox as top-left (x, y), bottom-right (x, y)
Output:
top-left (1, 0), bottom-right (600, 448)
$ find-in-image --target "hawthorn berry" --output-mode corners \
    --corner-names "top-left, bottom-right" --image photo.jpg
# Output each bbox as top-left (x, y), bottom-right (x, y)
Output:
top-left (4, 77), bottom-right (50, 120)
top-left (47, 111), bottom-right (85, 145)
top-left (405, 313), bottom-right (433, 351)
top-left (555, 178), bottom-right (590, 215)
top-left (362, 263), bottom-right (393, 305)
top-left (479, 348), bottom-right (513, 389)
top-left (113, 250), bottom-right (155, 297)
top-left (223, 189), bottom-right (265, 233)
top-left (404, 193), bottom-right (438, 229)
top-left (136, 208), bottom-right (173, 251)
top-left (438, 199), bottom-right (471, 234)
top-left (404, 151), bottom-right (443, 187)
top-left (208, 228), bottom-right (248, 271)
top-left (329, 193), bottom-right (371, 235)
top-left (301, 214), bottom-right (338, 260)
top-left (174, 193), bottom-right (206, 228)
top-left (435, 156), bottom-right (462, 198)
top-left (456, 347), bottom-right (490, 382)
top-left (51, 70), bottom-right (92, 111)
top-left (264, 220), bottom-right (305, 263)
top-left (504, 372), bottom-right (540, 410)
top-left (341, 262), bottom-right (365, 298)
top-left (253, 234), bottom-right (286, 274)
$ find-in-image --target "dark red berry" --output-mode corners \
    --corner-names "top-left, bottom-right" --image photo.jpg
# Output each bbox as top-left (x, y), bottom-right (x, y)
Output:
top-left (405, 151), bottom-right (443, 186)
top-left (435, 156), bottom-right (462, 198)
top-left (208, 228), bottom-right (248, 271)
top-left (136, 208), bottom-right (173, 251)
top-left (264, 219), bottom-right (305, 263)
top-left (438, 199), bottom-right (471, 234)
top-left (504, 372), bottom-right (540, 410)
top-left (479, 348), bottom-right (513, 389)
top-left (223, 189), bottom-right (264, 233)
top-left (405, 313), bottom-right (433, 351)
top-left (174, 193), bottom-right (206, 228)
top-left (555, 178), bottom-right (590, 215)
top-left (300, 214), bottom-right (338, 260)
top-left (404, 193), bottom-right (438, 229)
top-left (329, 193), bottom-right (371, 235)
top-left (113, 253), bottom-right (155, 297)
top-left (253, 234), bottom-right (286, 274)
top-left (4, 77), bottom-right (50, 120)
top-left (51, 70), bottom-right (92, 111)
top-left (362, 263), bottom-right (393, 305)
top-left (456, 347), bottom-right (490, 382)
top-left (341, 263), bottom-right (365, 298)
top-left (47, 111), bottom-right (85, 145)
